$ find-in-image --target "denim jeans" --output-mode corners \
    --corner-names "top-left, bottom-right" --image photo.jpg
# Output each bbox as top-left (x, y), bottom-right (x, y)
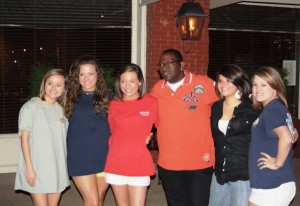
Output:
top-left (209, 173), bottom-right (250, 206)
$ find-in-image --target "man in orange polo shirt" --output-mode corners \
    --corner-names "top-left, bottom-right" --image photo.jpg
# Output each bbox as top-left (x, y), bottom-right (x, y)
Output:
top-left (151, 49), bottom-right (218, 206)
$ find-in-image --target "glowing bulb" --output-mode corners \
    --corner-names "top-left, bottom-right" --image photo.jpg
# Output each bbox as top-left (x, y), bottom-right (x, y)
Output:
top-left (189, 19), bottom-right (195, 31)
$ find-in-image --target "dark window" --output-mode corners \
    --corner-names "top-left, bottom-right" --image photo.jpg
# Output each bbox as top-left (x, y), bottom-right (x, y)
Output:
top-left (0, 0), bottom-right (132, 133)
top-left (208, 31), bottom-right (295, 79)
top-left (208, 4), bottom-right (298, 115)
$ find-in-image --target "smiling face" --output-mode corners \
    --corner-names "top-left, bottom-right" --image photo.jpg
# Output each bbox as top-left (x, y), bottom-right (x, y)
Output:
top-left (78, 64), bottom-right (98, 92)
top-left (158, 52), bottom-right (184, 83)
top-left (120, 71), bottom-right (141, 100)
top-left (217, 74), bottom-right (238, 99)
top-left (252, 75), bottom-right (277, 106)
top-left (44, 74), bottom-right (65, 104)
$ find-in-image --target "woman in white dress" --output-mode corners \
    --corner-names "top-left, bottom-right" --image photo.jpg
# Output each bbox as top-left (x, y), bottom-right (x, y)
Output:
top-left (15, 69), bottom-right (69, 206)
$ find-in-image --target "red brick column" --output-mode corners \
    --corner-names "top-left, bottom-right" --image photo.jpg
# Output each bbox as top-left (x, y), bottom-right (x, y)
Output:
top-left (146, 0), bottom-right (210, 91)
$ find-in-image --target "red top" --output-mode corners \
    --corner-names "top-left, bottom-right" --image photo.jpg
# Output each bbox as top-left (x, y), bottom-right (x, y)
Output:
top-left (151, 71), bottom-right (218, 170)
top-left (104, 94), bottom-right (157, 176)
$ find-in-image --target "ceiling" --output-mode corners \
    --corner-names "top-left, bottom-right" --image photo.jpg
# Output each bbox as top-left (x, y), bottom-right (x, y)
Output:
top-left (2, 0), bottom-right (299, 29)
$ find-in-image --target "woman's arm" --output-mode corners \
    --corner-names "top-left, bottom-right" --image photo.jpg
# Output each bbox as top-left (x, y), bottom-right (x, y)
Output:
top-left (273, 125), bottom-right (293, 166)
top-left (20, 130), bottom-right (36, 187)
top-left (258, 125), bottom-right (292, 170)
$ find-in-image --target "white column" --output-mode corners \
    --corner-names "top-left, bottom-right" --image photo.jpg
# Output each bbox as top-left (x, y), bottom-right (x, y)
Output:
top-left (132, 1), bottom-right (147, 89)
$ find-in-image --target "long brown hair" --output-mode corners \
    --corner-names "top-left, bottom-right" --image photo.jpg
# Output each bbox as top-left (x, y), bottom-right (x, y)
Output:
top-left (252, 66), bottom-right (287, 110)
top-left (114, 63), bottom-right (145, 101)
top-left (64, 55), bottom-right (109, 118)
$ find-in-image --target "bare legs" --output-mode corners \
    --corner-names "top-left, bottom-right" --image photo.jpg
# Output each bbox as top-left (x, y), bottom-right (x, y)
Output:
top-left (72, 174), bottom-right (109, 206)
top-left (111, 184), bottom-right (148, 206)
top-left (96, 176), bottom-right (109, 206)
top-left (31, 193), bottom-right (61, 206)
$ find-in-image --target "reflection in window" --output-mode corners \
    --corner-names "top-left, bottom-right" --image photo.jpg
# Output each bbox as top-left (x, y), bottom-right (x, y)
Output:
top-left (0, 0), bottom-right (132, 133)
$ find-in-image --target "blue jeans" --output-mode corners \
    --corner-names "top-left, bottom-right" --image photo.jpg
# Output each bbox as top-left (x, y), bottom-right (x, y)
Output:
top-left (209, 173), bottom-right (250, 206)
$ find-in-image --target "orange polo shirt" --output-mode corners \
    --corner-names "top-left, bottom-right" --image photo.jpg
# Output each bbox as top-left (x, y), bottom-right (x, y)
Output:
top-left (150, 71), bottom-right (218, 170)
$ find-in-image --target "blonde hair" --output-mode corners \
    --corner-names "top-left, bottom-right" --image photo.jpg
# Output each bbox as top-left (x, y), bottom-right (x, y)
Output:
top-left (252, 66), bottom-right (287, 110)
top-left (39, 68), bottom-right (67, 107)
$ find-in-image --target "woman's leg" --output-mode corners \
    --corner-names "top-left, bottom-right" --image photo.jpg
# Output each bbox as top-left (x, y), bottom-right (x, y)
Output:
top-left (31, 193), bottom-right (48, 206)
top-left (96, 175), bottom-right (109, 206)
top-left (48, 193), bottom-right (62, 206)
top-left (111, 184), bottom-right (130, 206)
top-left (72, 174), bottom-right (99, 206)
top-left (208, 173), bottom-right (230, 206)
top-left (128, 185), bottom-right (148, 206)
top-left (230, 180), bottom-right (251, 206)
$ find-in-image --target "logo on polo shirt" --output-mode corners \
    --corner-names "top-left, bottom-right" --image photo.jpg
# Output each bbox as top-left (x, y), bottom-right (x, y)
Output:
top-left (139, 111), bottom-right (150, 116)
top-left (194, 85), bottom-right (204, 94)
top-left (189, 105), bottom-right (198, 110)
top-left (183, 92), bottom-right (199, 104)
top-left (183, 92), bottom-right (199, 111)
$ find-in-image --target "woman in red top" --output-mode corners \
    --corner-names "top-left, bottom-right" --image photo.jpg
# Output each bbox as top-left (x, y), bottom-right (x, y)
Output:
top-left (104, 63), bottom-right (157, 206)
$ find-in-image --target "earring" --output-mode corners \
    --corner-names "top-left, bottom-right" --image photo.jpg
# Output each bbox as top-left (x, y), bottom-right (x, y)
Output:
top-left (235, 90), bottom-right (242, 100)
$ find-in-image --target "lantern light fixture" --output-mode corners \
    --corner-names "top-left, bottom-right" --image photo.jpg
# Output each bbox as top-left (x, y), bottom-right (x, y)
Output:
top-left (176, 0), bottom-right (207, 41)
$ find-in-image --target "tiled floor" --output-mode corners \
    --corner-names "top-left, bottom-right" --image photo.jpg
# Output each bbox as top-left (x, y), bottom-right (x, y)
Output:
top-left (0, 151), bottom-right (299, 206)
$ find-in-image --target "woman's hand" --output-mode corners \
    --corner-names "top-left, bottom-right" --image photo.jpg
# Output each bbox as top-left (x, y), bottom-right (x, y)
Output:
top-left (257, 152), bottom-right (282, 170)
top-left (20, 130), bottom-right (36, 187)
top-left (26, 166), bottom-right (36, 187)
top-left (292, 128), bottom-right (298, 143)
top-left (145, 133), bottom-right (153, 145)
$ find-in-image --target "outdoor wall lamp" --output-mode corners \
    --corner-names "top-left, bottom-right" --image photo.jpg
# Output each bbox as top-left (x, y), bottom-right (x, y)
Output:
top-left (176, 0), bottom-right (207, 53)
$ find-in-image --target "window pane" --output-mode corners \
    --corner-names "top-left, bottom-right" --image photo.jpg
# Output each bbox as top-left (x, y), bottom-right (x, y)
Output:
top-left (0, 0), bottom-right (132, 133)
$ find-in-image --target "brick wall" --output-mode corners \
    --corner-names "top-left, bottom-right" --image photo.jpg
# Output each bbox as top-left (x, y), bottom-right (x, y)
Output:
top-left (146, 0), bottom-right (210, 91)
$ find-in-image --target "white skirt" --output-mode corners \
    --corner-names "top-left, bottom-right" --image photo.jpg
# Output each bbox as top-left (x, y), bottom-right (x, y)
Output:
top-left (105, 173), bottom-right (150, 186)
top-left (249, 182), bottom-right (296, 206)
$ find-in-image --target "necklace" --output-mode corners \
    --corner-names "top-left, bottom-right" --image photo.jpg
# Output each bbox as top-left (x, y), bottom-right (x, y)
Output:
top-left (82, 90), bottom-right (94, 95)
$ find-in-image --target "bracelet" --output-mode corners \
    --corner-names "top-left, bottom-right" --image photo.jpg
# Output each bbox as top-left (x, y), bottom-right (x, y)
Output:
top-left (274, 160), bottom-right (283, 168)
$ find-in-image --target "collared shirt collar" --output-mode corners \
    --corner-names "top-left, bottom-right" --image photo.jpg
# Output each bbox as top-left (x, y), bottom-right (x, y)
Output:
top-left (161, 70), bottom-right (192, 88)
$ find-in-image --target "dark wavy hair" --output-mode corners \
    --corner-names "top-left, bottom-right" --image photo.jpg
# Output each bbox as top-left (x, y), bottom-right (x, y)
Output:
top-left (114, 63), bottom-right (145, 101)
top-left (215, 64), bottom-right (252, 103)
top-left (64, 55), bottom-right (109, 118)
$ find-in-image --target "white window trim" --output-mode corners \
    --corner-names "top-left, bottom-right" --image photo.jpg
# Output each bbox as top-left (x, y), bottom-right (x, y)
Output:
top-left (131, 1), bottom-right (147, 90)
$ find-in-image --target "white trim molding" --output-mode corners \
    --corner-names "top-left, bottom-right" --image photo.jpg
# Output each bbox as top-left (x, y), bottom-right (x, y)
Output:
top-left (0, 133), bottom-right (19, 173)
top-left (132, 0), bottom-right (147, 90)
top-left (211, 0), bottom-right (300, 9)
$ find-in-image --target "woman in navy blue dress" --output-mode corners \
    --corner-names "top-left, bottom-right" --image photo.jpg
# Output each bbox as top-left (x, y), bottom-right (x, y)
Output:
top-left (65, 55), bottom-right (110, 206)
